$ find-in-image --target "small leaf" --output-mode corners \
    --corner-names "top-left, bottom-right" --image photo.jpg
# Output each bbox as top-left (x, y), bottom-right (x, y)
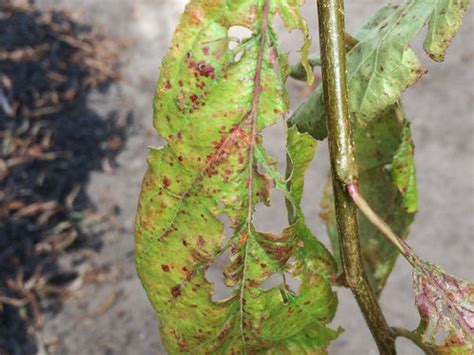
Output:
top-left (424, 0), bottom-right (470, 62)
top-left (389, 122), bottom-right (418, 213)
top-left (413, 261), bottom-right (474, 352)
top-left (273, 0), bottom-right (314, 85)
top-left (292, 0), bottom-right (470, 139)
top-left (135, 0), bottom-right (337, 352)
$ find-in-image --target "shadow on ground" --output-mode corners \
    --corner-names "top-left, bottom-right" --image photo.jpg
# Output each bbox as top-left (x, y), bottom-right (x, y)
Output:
top-left (0, 3), bottom-right (130, 353)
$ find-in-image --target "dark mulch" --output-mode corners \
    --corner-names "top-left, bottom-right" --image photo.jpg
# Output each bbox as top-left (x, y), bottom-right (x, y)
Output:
top-left (0, 1), bottom-right (130, 353)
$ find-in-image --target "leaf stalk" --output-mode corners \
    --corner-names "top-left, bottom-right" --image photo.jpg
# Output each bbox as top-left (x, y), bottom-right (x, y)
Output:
top-left (346, 182), bottom-right (419, 268)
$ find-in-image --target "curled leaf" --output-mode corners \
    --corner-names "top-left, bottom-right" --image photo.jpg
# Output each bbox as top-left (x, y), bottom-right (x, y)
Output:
top-left (424, 0), bottom-right (470, 62)
top-left (414, 261), bottom-right (474, 353)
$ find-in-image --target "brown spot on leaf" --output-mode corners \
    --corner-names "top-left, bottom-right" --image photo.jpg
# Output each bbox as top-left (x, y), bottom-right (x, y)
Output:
top-left (217, 322), bottom-right (232, 342)
top-left (161, 264), bottom-right (170, 272)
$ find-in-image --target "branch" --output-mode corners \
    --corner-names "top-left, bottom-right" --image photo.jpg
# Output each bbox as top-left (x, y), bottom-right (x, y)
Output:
top-left (391, 327), bottom-right (435, 355)
top-left (316, 0), bottom-right (396, 353)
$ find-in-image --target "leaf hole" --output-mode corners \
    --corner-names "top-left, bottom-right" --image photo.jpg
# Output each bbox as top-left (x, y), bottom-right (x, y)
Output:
top-left (262, 119), bottom-right (286, 175)
top-left (271, 14), bottom-right (304, 65)
top-left (260, 273), bottom-right (284, 291)
top-left (227, 26), bottom-right (252, 50)
top-left (283, 271), bottom-right (302, 294)
top-left (234, 50), bottom-right (244, 63)
top-left (217, 213), bottom-right (233, 246)
top-left (259, 272), bottom-right (302, 294)
top-left (254, 188), bottom-right (288, 234)
top-left (204, 248), bottom-right (236, 302)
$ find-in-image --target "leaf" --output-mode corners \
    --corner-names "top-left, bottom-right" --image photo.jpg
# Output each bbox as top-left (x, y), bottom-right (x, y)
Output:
top-left (389, 123), bottom-right (418, 213)
top-left (273, 0), bottom-right (314, 85)
top-left (135, 0), bottom-right (337, 353)
top-left (413, 261), bottom-right (474, 352)
top-left (291, 0), bottom-right (470, 139)
top-left (321, 105), bottom-right (418, 293)
top-left (286, 127), bottom-right (337, 282)
top-left (424, 0), bottom-right (470, 62)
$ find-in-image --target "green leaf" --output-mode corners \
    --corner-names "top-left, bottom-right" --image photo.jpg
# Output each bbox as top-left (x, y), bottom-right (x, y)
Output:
top-left (291, 0), bottom-right (470, 139)
top-left (321, 105), bottom-right (418, 293)
top-left (135, 1), bottom-right (337, 353)
top-left (424, 0), bottom-right (470, 62)
top-left (389, 123), bottom-right (418, 213)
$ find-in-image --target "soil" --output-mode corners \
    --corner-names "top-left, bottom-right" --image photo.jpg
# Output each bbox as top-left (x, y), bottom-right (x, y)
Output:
top-left (2, 0), bottom-right (473, 354)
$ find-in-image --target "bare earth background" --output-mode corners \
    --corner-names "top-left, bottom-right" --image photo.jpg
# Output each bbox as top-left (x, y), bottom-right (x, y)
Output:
top-left (27, 0), bottom-right (474, 354)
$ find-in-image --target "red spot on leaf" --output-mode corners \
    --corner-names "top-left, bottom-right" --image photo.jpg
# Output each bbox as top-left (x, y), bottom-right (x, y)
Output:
top-left (197, 61), bottom-right (215, 78)
top-left (163, 177), bottom-right (171, 188)
top-left (197, 235), bottom-right (205, 246)
top-left (171, 285), bottom-right (181, 298)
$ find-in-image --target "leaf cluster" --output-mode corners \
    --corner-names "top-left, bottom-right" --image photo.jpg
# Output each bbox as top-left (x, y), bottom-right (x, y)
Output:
top-left (135, 0), bottom-right (471, 353)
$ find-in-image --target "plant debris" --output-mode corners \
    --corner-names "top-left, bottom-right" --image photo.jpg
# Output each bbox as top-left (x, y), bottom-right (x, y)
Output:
top-left (0, 1), bottom-right (129, 353)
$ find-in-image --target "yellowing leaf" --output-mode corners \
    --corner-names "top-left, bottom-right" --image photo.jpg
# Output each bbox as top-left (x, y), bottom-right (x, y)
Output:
top-left (135, 1), bottom-right (337, 353)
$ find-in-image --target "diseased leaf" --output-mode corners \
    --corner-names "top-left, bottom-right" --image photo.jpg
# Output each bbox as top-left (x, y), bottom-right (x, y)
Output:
top-left (273, 0), bottom-right (314, 85)
top-left (291, 0), bottom-right (470, 139)
top-left (413, 261), bottom-right (474, 352)
top-left (424, 0), bottom-right (470, 62)
top-left (321, 105), bottom-right (417, 293)
top-left (135, 1), bottom-right (337, 353)
top-left (286, 127), bottom-right (337, 282)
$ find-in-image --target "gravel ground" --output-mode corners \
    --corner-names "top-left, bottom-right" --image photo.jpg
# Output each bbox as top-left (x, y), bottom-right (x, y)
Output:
top-left (27, 0), bottom-right (474, 354)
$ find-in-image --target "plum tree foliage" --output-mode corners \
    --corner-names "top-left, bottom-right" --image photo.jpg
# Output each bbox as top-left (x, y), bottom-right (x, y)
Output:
top-left (135, 0), bottom-right (472, 353)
